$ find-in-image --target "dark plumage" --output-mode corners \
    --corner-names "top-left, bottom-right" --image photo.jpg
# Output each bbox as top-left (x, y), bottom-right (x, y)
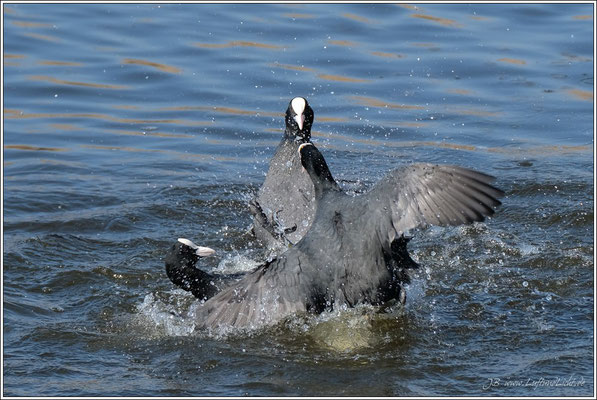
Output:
top-left (168, 97), bottom-right (416, 303)
top-left (249, 97), bottom-right (316, 251)
top-left (194, 143), bottom-right (504, 330)
top-left (164, 239), bottom-right (238, 300)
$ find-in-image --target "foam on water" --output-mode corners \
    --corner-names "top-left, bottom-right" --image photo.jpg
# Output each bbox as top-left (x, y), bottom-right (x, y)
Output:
top-left (136, 292), bottom-right (197, 337)
top-left (138, 253), bottom-right (414, 350)
top-left (214, 252), bottom-right (261, 274)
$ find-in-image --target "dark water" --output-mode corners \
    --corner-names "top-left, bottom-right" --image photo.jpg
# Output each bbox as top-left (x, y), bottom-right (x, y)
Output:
top-left (2, 3), bottom-right (594, 397)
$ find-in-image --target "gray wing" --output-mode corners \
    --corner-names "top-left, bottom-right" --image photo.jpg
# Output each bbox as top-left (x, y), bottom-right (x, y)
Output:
top-left (195, 249), bottom-right (313, 331)
top-left (251, 139), bottom-right (315, 250)
top-left (363, 163), bottom-right (504, 243)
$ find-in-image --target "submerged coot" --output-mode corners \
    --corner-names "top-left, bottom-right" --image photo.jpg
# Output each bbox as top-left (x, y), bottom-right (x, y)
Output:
top-left (193, 143), bottom-right (504, 330)
top-left (164, 238), bottom-right (238, 300)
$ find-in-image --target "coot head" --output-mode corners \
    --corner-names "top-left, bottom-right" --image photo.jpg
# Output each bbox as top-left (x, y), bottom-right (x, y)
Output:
top-left (164, 238), bottom-right (217, 299)
top-left (285, 96), bottom-right (314, 141)
top-left (171, 238), bottom-right (215, 265)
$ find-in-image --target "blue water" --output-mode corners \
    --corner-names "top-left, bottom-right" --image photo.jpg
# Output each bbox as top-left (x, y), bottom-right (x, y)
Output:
top-left (2, 3), bottom-right (594, 397)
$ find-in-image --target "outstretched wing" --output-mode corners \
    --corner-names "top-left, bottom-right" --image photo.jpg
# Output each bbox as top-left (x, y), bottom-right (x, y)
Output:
top-left (195, 248), bottom-right (314, 331)
top-left (363, 163), bottom-right (504, 243)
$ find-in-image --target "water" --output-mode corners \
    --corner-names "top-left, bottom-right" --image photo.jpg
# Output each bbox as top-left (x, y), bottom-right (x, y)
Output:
top-left (2, 3), bottom-right (594, 397)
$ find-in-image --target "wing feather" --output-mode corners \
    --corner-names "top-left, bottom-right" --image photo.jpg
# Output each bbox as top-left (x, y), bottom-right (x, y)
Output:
top-left (195, 250), bottom-right (310, 331)
top-left (364, 163), bottom-right (504, 243)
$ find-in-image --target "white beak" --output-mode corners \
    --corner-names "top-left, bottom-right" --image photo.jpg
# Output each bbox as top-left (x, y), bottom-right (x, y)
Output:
top-left (294, 113), bottom-right (305, 130)
top-left (178, 238), bottom-right (216, 257)
top-left (196, 246), bottom-right (216, 257)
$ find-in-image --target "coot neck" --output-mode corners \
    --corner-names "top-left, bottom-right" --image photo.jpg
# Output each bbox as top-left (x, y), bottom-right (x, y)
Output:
top-left (284, 128), bottom-right (310, 143)
top-left (309, 168), bottom-right (341, 200)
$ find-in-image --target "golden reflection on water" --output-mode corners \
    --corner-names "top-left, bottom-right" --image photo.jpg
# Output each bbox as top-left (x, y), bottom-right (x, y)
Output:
top-left (318, 116), bottom-right (350, 123)
top-left (497, 58), bottom-right (526, 65)
top-left (566, 89), bottom-right (593, 102)
top-left (112, 105), bottom-right (140, 110)
top-left (446, 88), bottom-right (473, 96)
top-left (11, 20), bottom-right (52, 28)
top-left (49, 123), bottom-right (82, 131)
top-left (487, 144), bottom-right (591, 155)
top-left (22, 32), bottom-right (61, 42)
top-left (446, 107), bottom-right (500, 117)
top-left (411, 13), bottom-right (462, 28)
top-left (327, 40), bottom-right (358, 47)
top-left (39, 159), bottom-right (87, 168)
top-left (370, 51), bottom-right (405, 59)
top-left (80, 144), bottom-right (237, 162)
top-left (158, 105), bottom-right (281, 118)
top-left (560, 53), bottom-right (592, 63)
top-left (193, 41), bottom-right (282, 49)
top-left (314, 131), bottom-right (592, 157)
top-left (269, 62), bottom-right (370, 84)
top-left (341, 13), bottom-right (374, 24)
top-left (268, 43), bottom-right (392, 83)
top-left (349, 95), bottom-right (425, 110)
top-left (105, 129), bottom-right (194, 139)
top-left (390, 121), bottom-right (427, 128)
top-left (122, 58), bottom-right (182, 74)
top-left (5, 144), bottom-right (68, 152)
top-left (81, 144), bottom-right (168, 154)
top-left (469, 15), bottom-right (490, 21)
top-left (28, 75), bottom-right (129, 90)
top-left (5, 54), bottom-right (25, 67)
top-left (38, 60), bottom-right (83, 67)
top-left (268, 62), bottom-right (316, 72)
top-left (411, 42), bottom-right (436, 47)
top-left (313, 128), bottom-right (481, 152)
top-left (572, 15), bottom-right (592, 20)
top-left (205, 137), bottom-right (278, 148)
top-left (5, 109), bottom-right (213, 127)
top-left (317, 74), bottom-right (370, 83)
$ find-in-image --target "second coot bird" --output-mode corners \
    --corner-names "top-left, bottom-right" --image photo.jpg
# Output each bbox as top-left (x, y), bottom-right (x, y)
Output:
top-left (250, 97), bottom-right (316, 251)
top-left (193, 143), bottom-right (504, 330)
top-left (164, 238), bottom-right (240, 300)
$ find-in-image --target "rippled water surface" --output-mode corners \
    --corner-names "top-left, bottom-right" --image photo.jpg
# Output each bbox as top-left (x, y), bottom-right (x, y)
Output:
top-left (2, 3), bottom-right (594, 397)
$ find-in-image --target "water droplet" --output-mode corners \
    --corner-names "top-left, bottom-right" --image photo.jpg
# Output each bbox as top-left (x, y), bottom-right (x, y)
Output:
top-left (522, 281), bottom-right (528, 287)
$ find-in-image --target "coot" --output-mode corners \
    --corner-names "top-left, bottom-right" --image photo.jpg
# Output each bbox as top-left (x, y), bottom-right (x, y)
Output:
top-left (249, 97), bottom-right (316, 251)
top-left (194, 143), bottom-right (503, 330)
top-left (165, 238), bottom-right (238, 300)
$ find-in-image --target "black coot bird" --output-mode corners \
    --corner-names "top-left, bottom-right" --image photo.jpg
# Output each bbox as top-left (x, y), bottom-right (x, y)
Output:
top-left (166, 97), bottom-right (315, 299)
top-left (164, 238), bottom-right (239, 300)
top-left (193, 143), bottom-right (504, 330)
top-left (250, 96), bottom-right (316, 251)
